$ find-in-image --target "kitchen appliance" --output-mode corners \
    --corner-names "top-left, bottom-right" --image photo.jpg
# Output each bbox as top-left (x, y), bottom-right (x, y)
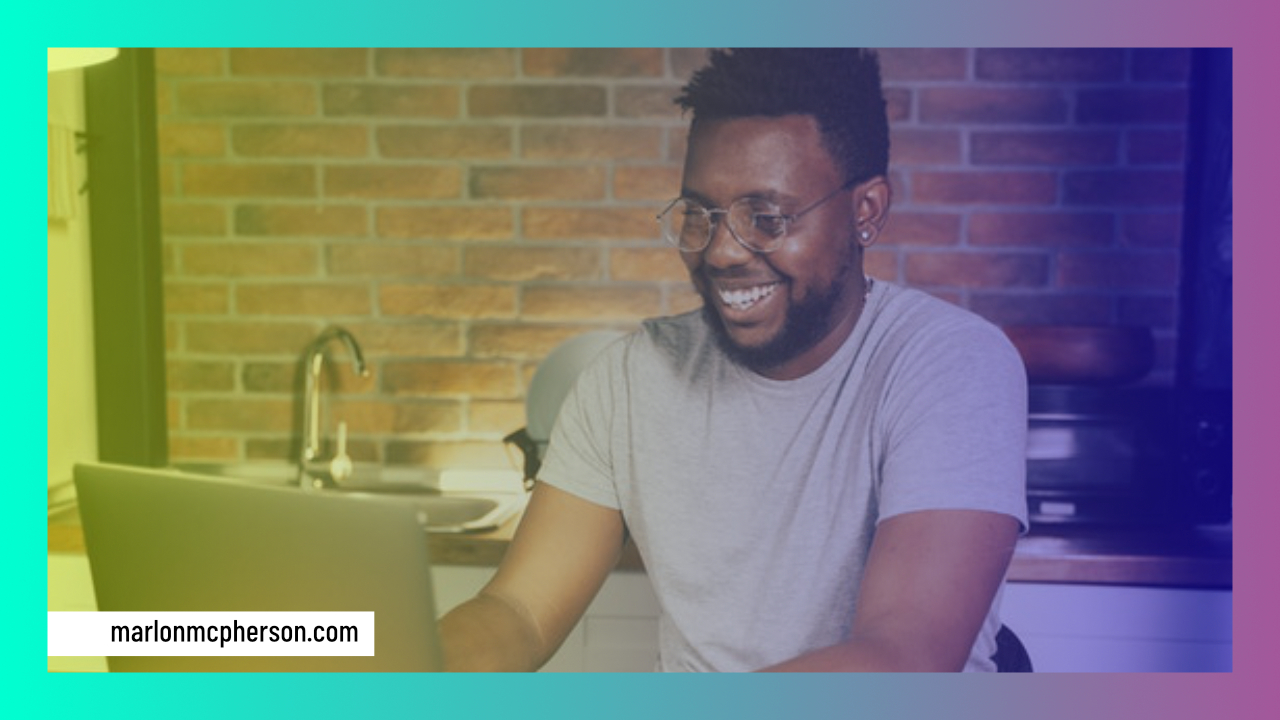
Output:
top-left (1025, 385), bottom-right (1231, 527)
top-left (505, 330), bottom-right (625, 490)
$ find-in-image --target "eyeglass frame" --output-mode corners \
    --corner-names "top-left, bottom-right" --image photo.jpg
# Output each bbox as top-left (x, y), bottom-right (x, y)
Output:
top-left (656, 180), bottom-right (856, 254)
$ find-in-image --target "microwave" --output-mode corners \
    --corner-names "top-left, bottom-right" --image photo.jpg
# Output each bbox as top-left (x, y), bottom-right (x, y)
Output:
top-left (1024, 385), bottom-right (1231, 527)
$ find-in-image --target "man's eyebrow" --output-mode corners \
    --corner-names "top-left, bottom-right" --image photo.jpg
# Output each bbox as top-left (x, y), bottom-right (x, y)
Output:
top-left (678, 188), bottom-right (714, 205)
top-left (678, 188), bottom-right (792, 206)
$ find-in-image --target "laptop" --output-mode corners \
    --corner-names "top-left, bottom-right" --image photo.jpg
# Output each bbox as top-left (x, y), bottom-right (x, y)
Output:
top-left (73, 462), bottom-right (443, 672)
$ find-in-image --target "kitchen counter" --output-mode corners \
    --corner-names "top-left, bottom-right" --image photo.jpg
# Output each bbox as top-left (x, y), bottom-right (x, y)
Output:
top-left (48, 506), bottom-right (1231, 589)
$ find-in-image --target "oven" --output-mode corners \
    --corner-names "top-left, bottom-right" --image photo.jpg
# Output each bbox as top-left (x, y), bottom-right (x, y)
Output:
top-left (1025, 385), bottom-right (1231, 527)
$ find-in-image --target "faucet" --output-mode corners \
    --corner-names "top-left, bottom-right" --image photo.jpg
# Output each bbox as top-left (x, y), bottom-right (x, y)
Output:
top-left (299, 326), bottom-right (370, 490)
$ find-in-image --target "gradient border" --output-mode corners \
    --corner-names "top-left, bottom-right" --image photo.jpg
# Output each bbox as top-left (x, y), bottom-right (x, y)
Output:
top-left (26, 2), bottom-right (1272, 718)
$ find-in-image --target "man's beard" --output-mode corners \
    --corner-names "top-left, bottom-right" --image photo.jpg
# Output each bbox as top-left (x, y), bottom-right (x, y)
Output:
top-left (697, 254), bottom-right (858, 374)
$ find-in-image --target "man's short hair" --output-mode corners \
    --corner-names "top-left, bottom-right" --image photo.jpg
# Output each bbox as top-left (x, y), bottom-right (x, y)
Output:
top-left (675, 48), bottom-right (890, 186)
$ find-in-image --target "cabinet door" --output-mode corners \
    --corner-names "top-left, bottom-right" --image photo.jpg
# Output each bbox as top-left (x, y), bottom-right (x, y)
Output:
top-left (1001, 582), bottom-right (1232, 672)
top-left (48, 553), bottom-right (108, 672)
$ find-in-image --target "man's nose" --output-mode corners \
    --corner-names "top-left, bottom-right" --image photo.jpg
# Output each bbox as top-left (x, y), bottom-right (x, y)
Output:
top-left (702, 215), bottom-right (754, 267)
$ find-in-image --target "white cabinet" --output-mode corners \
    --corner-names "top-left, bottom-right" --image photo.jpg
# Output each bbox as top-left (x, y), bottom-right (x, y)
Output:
top-left (47, 553), bottom-right (108, 672)
top-left (1001, 582), bottom-right (1232, 672)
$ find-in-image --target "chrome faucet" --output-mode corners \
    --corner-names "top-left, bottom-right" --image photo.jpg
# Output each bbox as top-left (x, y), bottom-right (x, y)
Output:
top-left (299, 326), bottom-right (370, 490)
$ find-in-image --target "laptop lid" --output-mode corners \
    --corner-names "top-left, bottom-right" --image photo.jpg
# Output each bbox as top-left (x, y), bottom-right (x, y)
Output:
top-left (73, 462), bottom-right (442, 672)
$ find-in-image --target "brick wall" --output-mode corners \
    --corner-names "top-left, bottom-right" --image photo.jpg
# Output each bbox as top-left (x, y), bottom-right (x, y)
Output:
top-left (155, 48), bottom-right (1190, 470)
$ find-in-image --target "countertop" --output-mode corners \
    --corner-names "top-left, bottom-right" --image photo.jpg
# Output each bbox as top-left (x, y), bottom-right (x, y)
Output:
top-left (48, 506), bottom-right (1232, 590)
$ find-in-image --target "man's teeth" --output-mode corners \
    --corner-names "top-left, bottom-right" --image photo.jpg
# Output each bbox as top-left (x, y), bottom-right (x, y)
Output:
top-left (718, 283), bottom-right (778, 311)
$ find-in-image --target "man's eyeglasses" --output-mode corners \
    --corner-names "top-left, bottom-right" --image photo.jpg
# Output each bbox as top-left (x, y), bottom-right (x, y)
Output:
top-left (656, 182), bottom-right (853, 254)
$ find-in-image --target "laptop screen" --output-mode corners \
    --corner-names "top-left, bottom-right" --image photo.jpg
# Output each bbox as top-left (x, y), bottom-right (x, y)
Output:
top-left (73, 462), bottom-right (443, 672)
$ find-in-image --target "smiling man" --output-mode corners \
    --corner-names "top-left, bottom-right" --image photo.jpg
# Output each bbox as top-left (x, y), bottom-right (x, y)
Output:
top-left (440, 49), bottom-right (1028, 672)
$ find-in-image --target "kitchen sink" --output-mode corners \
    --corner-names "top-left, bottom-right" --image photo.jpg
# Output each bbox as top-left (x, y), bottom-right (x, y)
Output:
top-left (172, 462), bottom-right (525, 534)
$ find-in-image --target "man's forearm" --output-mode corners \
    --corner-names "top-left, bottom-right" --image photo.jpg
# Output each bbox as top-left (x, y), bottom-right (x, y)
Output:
top-left (438, 593), bottom-right (546, 672)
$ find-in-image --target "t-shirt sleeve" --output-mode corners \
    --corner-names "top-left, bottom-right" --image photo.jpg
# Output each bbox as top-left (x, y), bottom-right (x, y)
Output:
top-left (535, 343), bottom-right (625, 511)
top-left (875, 317), bottom-right (1029, 532)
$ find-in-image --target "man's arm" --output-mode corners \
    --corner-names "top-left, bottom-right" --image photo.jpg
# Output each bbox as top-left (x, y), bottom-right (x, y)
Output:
top-left (761, 508), bottom-right (1019, 672)
top-left (438, 482), bottom-right (626, 671)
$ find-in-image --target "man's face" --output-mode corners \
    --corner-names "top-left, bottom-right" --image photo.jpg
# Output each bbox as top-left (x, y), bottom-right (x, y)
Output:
top-left (679, 114), bottom-right (868, 379)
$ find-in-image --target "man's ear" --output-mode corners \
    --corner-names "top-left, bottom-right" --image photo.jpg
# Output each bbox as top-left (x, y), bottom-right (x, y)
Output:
top-left (853, 176), bottom-right (892, 246)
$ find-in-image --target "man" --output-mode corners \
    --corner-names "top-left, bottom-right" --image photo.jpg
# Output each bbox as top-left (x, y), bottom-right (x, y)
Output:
top-left (440, 48), bottom-right (1027, 672)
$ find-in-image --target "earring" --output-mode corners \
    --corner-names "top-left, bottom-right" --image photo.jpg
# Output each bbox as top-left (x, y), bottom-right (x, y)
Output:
top-left (858, 228), bottom-right (873, 246)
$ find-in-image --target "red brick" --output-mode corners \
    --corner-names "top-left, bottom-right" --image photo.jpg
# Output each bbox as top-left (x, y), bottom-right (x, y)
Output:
top-left (671, 49), bottom-right (712, 79)
top-left (230, 48), bottom-right (368, 76)
top-left (187, 398), bottom-right (294, 432)
top-left (167, 360), bottom-right (235, 391)
top-left (378, 125), bottom-right (513, 159)
top-left (470, 166), bottom-right (606, 201)
top-left (235, 204), bottom-right (368, 237)
top-left (1132, 49), bottom-right (1192, 82)
top-left (968, 212), bottom-right (1114, 248)
top-left (883, 88), bottom-right (912, 123)
top-left (1063, 170), bottom-right (1185, 207)
top-left (168, 436), bottom-right (239, 461)
top-left (905, 252), bottom-right (1049, 288)
top-left (879, 212), bottom-right (961, 247)
top-left (180, 242), bottom-right (319, 277)
top-left (976, 49), bottom-right (1125, 82)
top-left (382, 361), bottom-right (522, 398)
top-left (164, 282), bottom-right (230, 314)
top-left (1057, 251), bottom-right (1179, 289)
top-left (240, 362), bottom-right (294, 393)
top-left (469, 324), bottom-right (594, 359)
top-left (523, 207), bottom-right (657, 241)
top-left (667, 286), bottom-right (703, 316)
top-left (236, 283), bottom-right (372, 316)
top-left (1119, 295), bottom-right (1178, 328)
top-left (379, 284), bottom-right (517, 319)
top-left (464, 246), bottom-right (602, 282)
top-left (159, 122), bottom-right (226, 157)
top-left (1127, 129), bottom-right (1185, 165)
top-left (1076, 88), bottom-right (1189, 125)
top-left (523, 49), bottom-right (663, 78)
top-left (968, 293), bottom-right (1115, 326)
top-left (183, 321), bottom-right (320, 355)
top-left (232, 124), bottom-right (369, 157)
top-left (878, 49), bottom-right (968, 81)
top-left (375, 49), bottom-right (516, 78)
top-left (468, 400), bottom-right (526, 435)
top-left (377, 206), bottom-right (514, 241)
top-left (912, 171), bottom-right (1058, 205)
top-left (323, 84), bottom-right (460, 118)
top-left (610, 247), bottom-right (688, 282)
top-left (468, 85), bottom-right (607, 118)
top-left (521, 286), bottom-right (663, 321)
top-left (340, 321), bottom-right (465, 358)
top-left (327, 244), bottom-right (460, 278)
top-left (615, 85), bottom-right (685, 119)
top-left (155, 48), bottom-right (225, 76)
top-left (863, 248), bottom-right (900, 281)
top-left (388, 400), bottom-right (465, 434)
top-left (522, 125), bottom-right (663, 161)
top-left (324, 165), bottom-right (462, 200)
top-left (970, 131), bottom-right (1118, 166)
top-left (161, 202), bottom-right (228, 236)
top-left (889, 129), bottom-right (962, 166)
top-left (919, 87), bottom-right (1067, 124)
top-left (182, 164), bottom-right (316, 198)
top-left (614, 166), bottom-right (683, 202)
top-left (176, 81), bottom-right (318, 117)
top-left (1121, 212), bottom-right (1183, 249)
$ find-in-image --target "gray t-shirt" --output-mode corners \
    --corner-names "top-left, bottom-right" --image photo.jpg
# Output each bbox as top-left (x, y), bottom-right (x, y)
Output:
top-left (538, 281), bottom-right (1029, 672)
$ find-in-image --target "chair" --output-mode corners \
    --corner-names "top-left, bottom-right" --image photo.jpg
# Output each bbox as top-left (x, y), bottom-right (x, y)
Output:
top-left (992, 624), bottom-right (1033, 672)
